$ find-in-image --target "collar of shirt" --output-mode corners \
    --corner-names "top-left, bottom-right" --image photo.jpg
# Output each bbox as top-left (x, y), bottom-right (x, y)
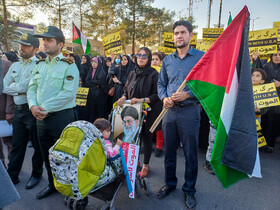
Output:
top-left (173, 46), bottom-right (195, 59)
top-left (21, 55), bottom-right (38, 65)
top-left (45, 53), bottom-right (64, 64)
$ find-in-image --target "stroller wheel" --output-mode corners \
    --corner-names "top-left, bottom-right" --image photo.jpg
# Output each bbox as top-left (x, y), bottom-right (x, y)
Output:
top-left (135, 179), bottom-right (141, 198)
top-left (72, 197), bottom-right (88, 210)
top-left (64, 196), bottom-right (69, 205)
top-left (143, 178), bottom-right (151, 196)
top-left (67, 197), bottom-right (73, 208)
top-left (101, 203), bottom-right (110, 210)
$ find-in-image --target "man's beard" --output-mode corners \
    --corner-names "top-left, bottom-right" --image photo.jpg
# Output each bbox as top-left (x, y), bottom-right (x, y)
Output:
top-left (123, 121), bottom-right (138, 143)
top-left (176, 42), bottom-right (188, 49)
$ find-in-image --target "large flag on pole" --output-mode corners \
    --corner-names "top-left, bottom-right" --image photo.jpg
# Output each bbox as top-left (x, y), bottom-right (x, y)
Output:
top-left (185, 6), bottom-right (261, 188)
top-left (72, 23), bottom-right (91, 55)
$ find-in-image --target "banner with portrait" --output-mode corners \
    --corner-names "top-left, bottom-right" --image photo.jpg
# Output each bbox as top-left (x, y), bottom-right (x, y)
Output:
top-left (248, 28), bottom-right (278, 55)
top-left (102, 32), bottom-right (123, 57)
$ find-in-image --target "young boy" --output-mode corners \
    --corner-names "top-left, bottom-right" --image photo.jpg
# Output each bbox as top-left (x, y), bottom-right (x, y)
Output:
top-left (252, 69), bottom-right (268, 119)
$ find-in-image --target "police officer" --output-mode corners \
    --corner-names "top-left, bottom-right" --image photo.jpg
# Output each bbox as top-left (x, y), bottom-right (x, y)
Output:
top-left (3, 33), bottom-right (43, 188)
top-left (27, 26), bottom-right (79, 199)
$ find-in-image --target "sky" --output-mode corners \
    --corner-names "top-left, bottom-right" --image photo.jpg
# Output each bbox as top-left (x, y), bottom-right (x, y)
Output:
top-left (28, 0), bottom-right (280, 39)
top-left (152, 0), bottom-right (280, 38)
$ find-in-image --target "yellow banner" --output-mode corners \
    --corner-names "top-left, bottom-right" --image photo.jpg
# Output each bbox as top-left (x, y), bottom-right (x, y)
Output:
top-left (202, 28), bottom-right (223, 43)
top-left (164, 32), bottom-right (176, 54)
top-left (196, 43), bottom-right (211, 52)
top-left (158, 46), bottom-right (165, 52)
top-left (256, 120), bottom-right (266, 147)
top-left (253, 83), bottom-right (280, 108)
top-left (102, 32), bottom-right (123, 56)
top-left (249, 28), bottom-right (278, 55)
top-left (76, 87), bottom-right (89, 106)
top-left (273, 21), bottom-right (280, 45)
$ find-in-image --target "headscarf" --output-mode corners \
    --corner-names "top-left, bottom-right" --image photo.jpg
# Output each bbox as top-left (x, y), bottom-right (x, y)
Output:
top-left (131, 47), bottom-right (155, 98)
top-left (85, 57), bottom-right (108, 93)
top-left (91, 57), bottom-right (98, 79)
top-left (73, 55), bottom-right (84, 79)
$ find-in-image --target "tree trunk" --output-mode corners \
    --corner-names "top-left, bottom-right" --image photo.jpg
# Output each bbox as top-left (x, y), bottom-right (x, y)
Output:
top-left (80, 4), bottom-right (83, 31)
top-left (58, 0), bottom-right (61, 29)
top-left (132, 2), bottom-right (136, 54)
top-left (207, 0), bottom-right (212, 28)
top-left (218, 0), bottom-right (223, 28)
top-left (3, 0), bottom-right (10, 51)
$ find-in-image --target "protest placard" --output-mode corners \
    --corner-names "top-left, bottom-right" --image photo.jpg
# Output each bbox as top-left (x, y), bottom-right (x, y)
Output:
top-left (102, 32), bottom-right (123, 56)
top-left (75, 87), bottom-right (89, 106)
top-left (253, 83), bottom-right (280, 109)
top-left (202, 28), bottom-right (223, 43)
top-left (249, 28), bottom-right (278, 55)
top-left (256, 120), bottom-right (266, 148)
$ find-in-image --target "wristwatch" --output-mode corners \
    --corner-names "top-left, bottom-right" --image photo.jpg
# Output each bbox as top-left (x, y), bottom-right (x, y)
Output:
top-left (143, 98), bottom-right (146, 102)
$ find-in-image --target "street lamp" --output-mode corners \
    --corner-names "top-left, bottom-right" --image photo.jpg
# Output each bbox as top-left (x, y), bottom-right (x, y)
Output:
top-left (251, 17), bottom-right (260, 31)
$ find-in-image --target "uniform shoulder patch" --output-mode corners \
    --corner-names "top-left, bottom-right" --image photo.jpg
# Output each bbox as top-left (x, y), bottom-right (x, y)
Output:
top-left (66, 75), bottom-right (74, 81)
top-left (36, 58), bottom-right (45, 65)
top-left (61, 58), bottom-right (73, 65)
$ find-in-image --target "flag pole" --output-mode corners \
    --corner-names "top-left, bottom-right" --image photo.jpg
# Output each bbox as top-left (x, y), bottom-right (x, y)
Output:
top-left (149, 81), bottom-right (187, 133)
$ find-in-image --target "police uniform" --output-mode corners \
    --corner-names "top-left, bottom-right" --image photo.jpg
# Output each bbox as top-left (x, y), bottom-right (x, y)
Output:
top-left (27, 26), bottom-right (79, 199)
top-left (3, 33), bottom-right (43, 186)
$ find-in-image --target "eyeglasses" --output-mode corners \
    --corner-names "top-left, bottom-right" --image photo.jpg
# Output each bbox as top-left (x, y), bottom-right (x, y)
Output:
top-left (122, 119), bottom-right (134, 125)
top-left (136, 54), bottom-right (148, 59)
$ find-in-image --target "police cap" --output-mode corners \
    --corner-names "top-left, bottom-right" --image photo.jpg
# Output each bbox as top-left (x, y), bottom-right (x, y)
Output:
top-left (15, 33), bottom-right (39, 48)
top-left (34, 26), bottom-right (65, 42)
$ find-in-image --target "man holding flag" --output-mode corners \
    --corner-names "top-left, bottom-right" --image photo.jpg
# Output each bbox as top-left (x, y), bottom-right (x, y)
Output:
top-left (157, 20), bottom-right (204, 209)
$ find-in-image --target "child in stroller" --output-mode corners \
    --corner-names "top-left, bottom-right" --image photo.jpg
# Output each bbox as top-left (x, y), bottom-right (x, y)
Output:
top-left (93, 118), bottom-right (123, 157)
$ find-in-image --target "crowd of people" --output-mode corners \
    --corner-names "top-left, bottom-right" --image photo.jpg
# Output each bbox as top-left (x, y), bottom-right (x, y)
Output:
top-left (0, 20), bottom-right (279, 210)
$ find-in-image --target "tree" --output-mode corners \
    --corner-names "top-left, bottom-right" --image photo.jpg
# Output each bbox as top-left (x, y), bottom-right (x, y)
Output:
top-left (83, 0), bottom-right (121, 39)
top-left (38, 0), bottom-right (73, 30)
top-left (0, 0), bottom-right (41, 51)
top-left (135, 6), bottom-right (174, 49)
top-left (119, 0), bottom-right (155, 54)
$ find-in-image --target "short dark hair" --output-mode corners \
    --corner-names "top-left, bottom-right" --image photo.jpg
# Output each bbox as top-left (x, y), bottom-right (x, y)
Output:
top-left (55, 37), bottom-right (65, 45)
top-left (173, 20), bottom-right (193, 33)
top-left (93, 118), bottom-right (112, 132)
top-left (152, 52), bottom-right (162, 61)
top-left (252, 68), bottom-right (267, 81)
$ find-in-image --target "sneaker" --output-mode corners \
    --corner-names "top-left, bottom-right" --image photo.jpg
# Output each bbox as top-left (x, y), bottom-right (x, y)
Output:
top-left (204, 161), bottom-right (215, 175)
top-left (154, 148), bottom-right (163, 157)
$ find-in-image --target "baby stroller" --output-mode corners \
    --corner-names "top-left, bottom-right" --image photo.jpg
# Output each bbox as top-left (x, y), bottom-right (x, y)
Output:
top-left (110, 101), bottom-right (151, 198)
top-left (49, 120), bottom-right (124, 210)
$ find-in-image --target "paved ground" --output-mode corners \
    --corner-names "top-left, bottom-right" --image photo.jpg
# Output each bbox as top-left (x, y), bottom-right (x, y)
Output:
top-left (2, 142), bottom-right (280, 210)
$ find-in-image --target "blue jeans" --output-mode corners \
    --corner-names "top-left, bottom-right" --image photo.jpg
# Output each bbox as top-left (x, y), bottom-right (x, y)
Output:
top-left (162, 105), bottom-right (200, 195)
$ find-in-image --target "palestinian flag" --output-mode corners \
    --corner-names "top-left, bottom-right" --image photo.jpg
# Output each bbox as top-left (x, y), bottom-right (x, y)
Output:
top-left (72, 23), bottom-right (91, 55)
top-left (185, 6), bottom-right (261, 188)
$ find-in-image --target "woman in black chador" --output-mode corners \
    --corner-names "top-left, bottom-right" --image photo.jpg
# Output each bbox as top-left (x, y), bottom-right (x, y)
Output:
top-left (85, 57), bottom-right (108, 123)
top-left (81, 55), bottom-right (92, 86)
top-left (110, 55), bottom-right (134, 103)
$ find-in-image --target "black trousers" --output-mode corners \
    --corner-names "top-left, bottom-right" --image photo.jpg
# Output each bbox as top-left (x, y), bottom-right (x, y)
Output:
top-left (162, 105), bottom-right (200, 195)
top-left (7, 104), bottom-right (43, 181)
top-left (36, 108), bottom-right (75, 187)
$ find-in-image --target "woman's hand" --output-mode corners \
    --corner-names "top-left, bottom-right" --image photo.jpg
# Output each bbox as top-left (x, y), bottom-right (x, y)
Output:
top-left (273, 79), bottom-right (280, 88)
top-left (130, 98), bottom-right (142, 104)
top-left (117, 96), bottom-right (126, 106)
top-left (112, 76), bottom-right (119, 83)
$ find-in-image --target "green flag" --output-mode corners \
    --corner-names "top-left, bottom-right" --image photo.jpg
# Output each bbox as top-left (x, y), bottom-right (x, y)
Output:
top-left (228, 12), bottom-right (232, 26)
